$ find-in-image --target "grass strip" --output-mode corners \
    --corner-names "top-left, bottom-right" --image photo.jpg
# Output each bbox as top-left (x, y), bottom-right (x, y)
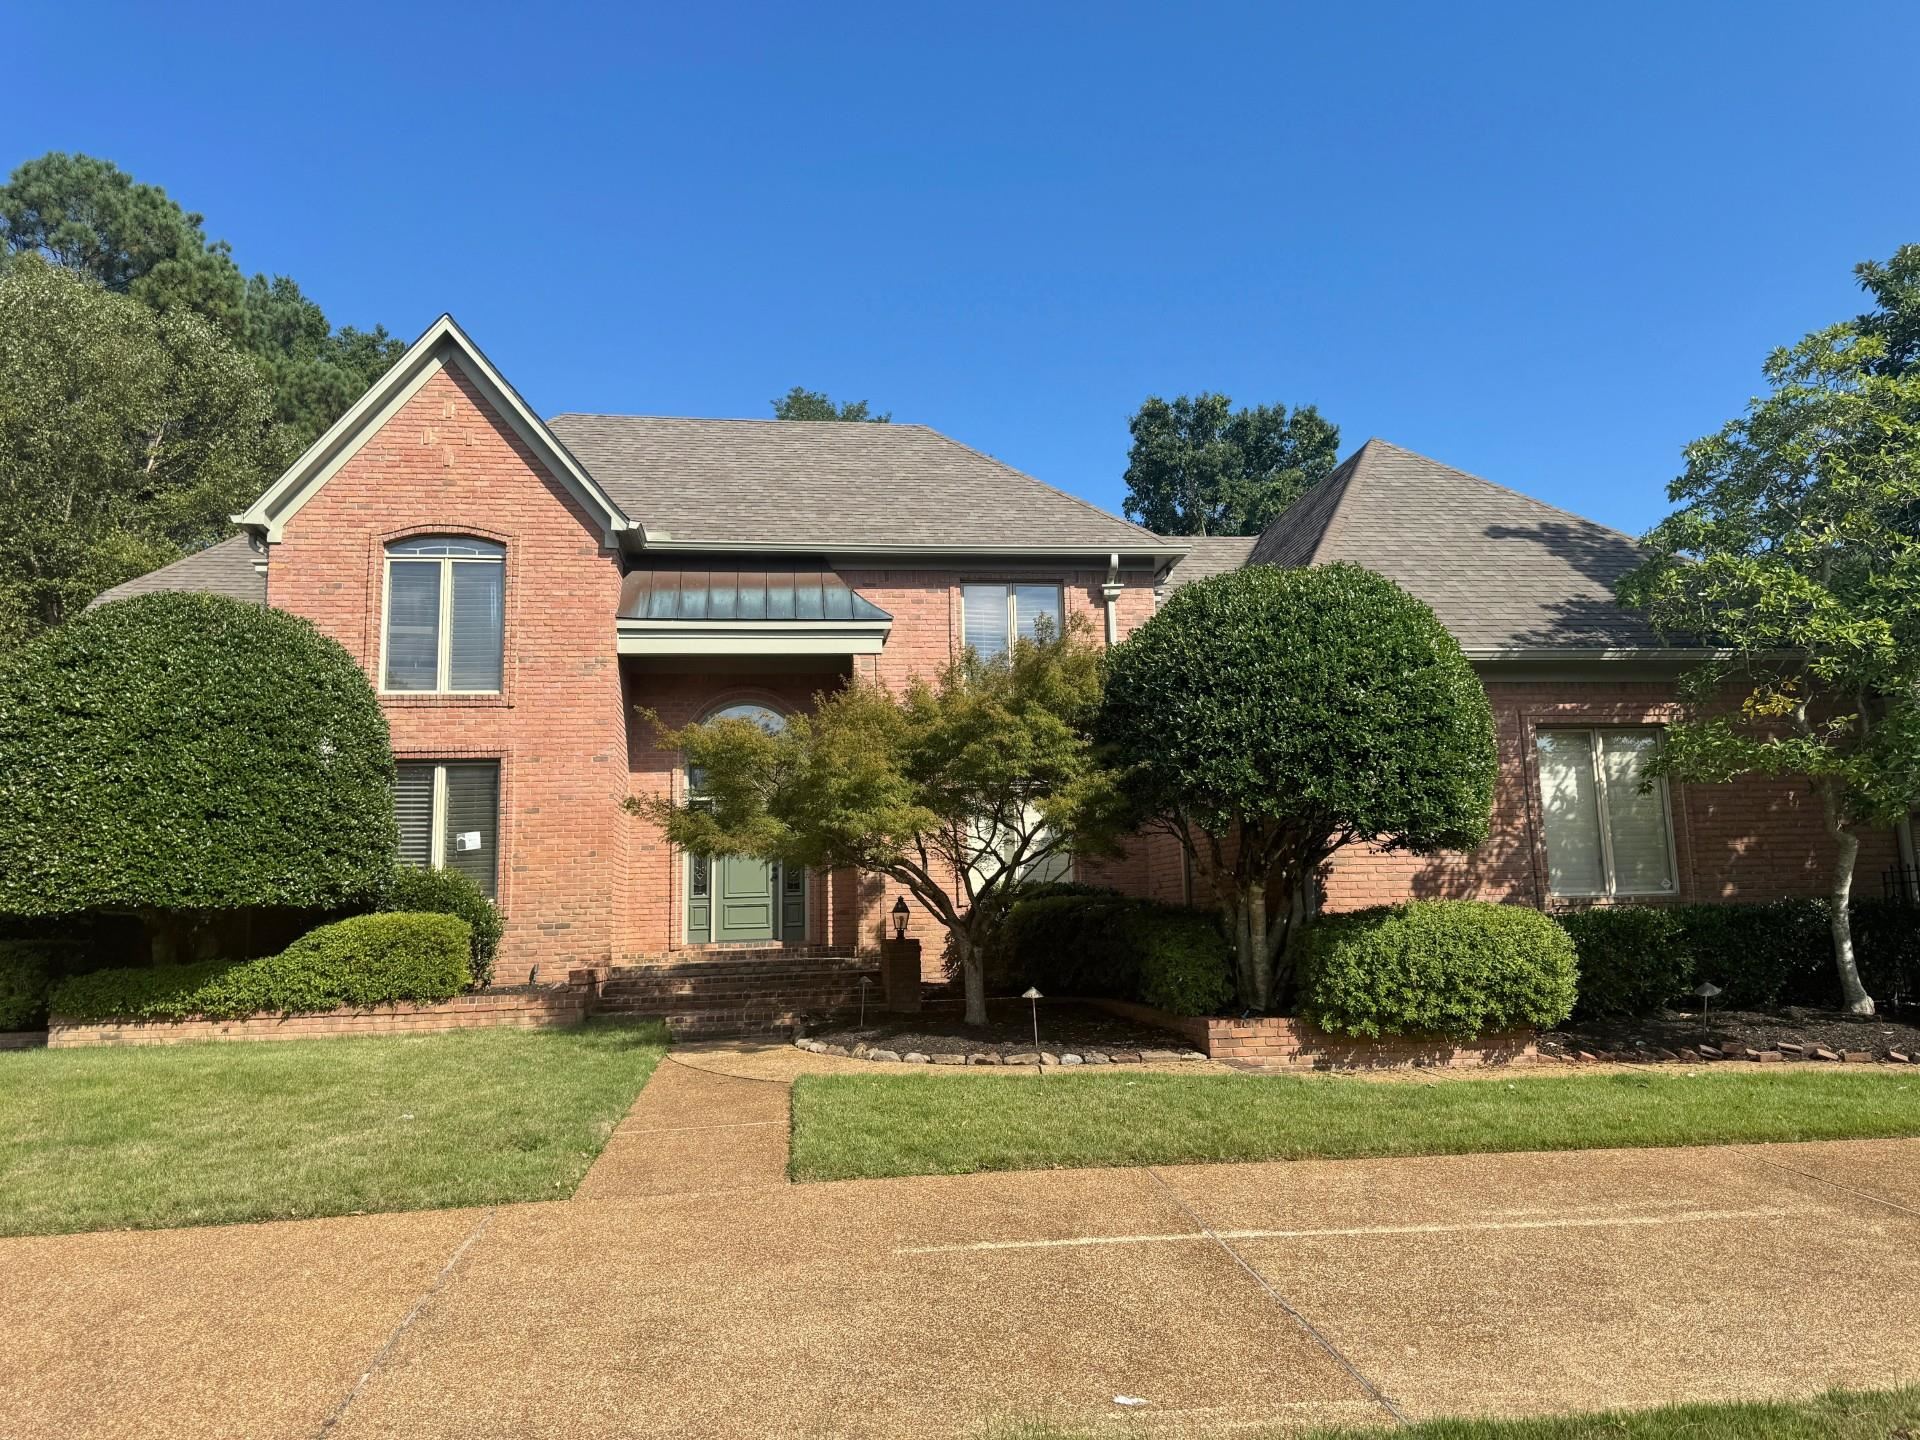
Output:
top-left (791, 1065), bottom-right (1920, 1181)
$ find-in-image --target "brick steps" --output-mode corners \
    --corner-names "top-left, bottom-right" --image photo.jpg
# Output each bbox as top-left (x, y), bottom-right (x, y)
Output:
top-left (598, 953), bottom-right (882, 1038)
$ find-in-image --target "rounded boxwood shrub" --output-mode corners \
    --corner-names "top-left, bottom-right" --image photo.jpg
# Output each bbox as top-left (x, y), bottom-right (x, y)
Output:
top-left (50, 912), bottom-right (471, 1022)
top-left (0, 592), bottom-right (397, 927)
top-left (1298, 900), bottom-right (1577, 1040)
top-left (381, 867), bottom-right (503, 988)
top-left (1557, 906), bottom-right (1693, 1019)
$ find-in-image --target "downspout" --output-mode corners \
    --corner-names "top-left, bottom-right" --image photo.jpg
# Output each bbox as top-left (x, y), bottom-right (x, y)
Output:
top-left (1101, 552), bottom-right (1123, 647)
top-left (1899, 814), bottom-right (1919, 903)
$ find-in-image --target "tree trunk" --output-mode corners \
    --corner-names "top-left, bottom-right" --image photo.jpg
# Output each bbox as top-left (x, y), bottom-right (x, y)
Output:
top-left (1819, 788), bottom-right (1874, 1015)
top-left (1234, 881), bottom-right (1269, 1012)
top-left (953, 932), bottom-right (989, 1027)
top-left (141, 909), bottom-right (182, 967)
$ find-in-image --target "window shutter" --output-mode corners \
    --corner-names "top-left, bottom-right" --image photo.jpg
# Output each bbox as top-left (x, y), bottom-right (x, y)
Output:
top-left (1536, 731), bottom-right (1606, 895)
top-left (385, 562), bottom-right (442, 690)
top-left (394, 765), bottom-right (435, 869)
top-left (448, 561), bottom-right (504, 692)
top-left (1598, 731), bottom-right (1675, 894)
top-left (962, 584), bottom-right (1009, 658)
top-left (441, 762), bottom-right (500, 898)
top-left (1013, 585), bottom-right (1063, 643)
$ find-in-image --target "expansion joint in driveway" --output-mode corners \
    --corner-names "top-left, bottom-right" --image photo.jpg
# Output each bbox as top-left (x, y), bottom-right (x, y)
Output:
top-left (1746, 1152), bottom-right (1920, 1220)
top-left (1144, 1168), bottom-right (1408, 1428)
top-left (316, 1207), bottom-right (497, 1434)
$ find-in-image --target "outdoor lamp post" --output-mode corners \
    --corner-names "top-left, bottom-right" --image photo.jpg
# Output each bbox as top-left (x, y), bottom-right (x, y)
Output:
top-left (891, 896), bottom-right (910, 940)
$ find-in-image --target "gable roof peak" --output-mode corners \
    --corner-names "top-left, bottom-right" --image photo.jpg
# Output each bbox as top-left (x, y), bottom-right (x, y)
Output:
top-left (234, 313), bottom-right (637, 546)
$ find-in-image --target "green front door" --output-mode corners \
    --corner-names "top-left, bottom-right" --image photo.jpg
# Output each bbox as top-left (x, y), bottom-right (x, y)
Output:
top-left (716, 854), bottom-right (776, 942)
top-left (689, 855), bottom-right (805, 943)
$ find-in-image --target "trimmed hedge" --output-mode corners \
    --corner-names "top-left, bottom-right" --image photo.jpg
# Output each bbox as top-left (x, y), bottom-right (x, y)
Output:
top-left (1559, 899), bottom-right (1920, 1016)
top-left (1299, 900), bottom-right (1578, 1040)
top-left (1558, 907), bottom-right (1693, 1020)
top-left (49, 912), bottom-right (472, 1023)
top-left (997, 893), bottom-right (1234, 1016)
top-left (381, 867), bottom-right (502, 988)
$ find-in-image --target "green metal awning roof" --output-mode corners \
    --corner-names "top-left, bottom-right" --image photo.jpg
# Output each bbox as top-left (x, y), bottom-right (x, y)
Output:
top-left (616, 563), bottom-right (892, 657)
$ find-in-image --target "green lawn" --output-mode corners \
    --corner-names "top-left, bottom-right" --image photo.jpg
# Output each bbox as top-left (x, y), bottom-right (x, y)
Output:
top-left (0, 1019), bottom-right (667, 1237)
top-left (790, 1065), bottom-right (1920, 1181)
top-left (988, 1385), bottom-right (1920, 1439)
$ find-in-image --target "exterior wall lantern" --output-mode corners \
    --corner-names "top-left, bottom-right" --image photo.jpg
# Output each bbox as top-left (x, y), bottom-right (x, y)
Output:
top-left (891, 895), bottom-right (910, 940)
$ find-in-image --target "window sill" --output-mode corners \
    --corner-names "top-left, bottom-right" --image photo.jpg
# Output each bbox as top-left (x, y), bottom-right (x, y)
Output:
top-left (380, 692), bottom-right (511, 709)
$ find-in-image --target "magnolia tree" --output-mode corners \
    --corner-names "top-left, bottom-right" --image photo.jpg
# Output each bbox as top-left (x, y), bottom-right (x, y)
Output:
top-left (633, 620), bottom-right (1123, 1025)
top-left (1098, 563), bottom-right (1497, 1012)
top-left (1620, 246), bottom-right (1920, 1016)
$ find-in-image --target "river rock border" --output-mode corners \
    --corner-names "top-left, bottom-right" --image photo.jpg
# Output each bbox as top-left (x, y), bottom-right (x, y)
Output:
top-left (793, 1036), bottom-right (1207, 1066)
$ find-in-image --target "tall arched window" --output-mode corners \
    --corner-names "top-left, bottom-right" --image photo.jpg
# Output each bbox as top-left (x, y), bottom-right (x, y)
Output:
top-left (383, 537), bottom-right (505, 693)
top-left (687, 703), bottom-right (786, 798)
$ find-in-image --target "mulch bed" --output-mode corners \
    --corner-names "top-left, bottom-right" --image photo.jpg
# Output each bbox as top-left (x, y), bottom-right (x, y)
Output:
top-left (803, 999), bottom-right (1200, 1062)
top-left (1542, 1006), bottom-right (1920, 1064)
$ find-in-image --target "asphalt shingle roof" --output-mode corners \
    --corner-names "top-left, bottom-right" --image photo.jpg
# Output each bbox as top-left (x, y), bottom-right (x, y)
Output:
top-left (1157, 535), bottom-right (1258, 595)
top-left (1246, 439), bottom-right (1658, 651)
top-left (89, 535), bottom-right (264, 609)
top-left (547, 415), bottom-right (1174, 552)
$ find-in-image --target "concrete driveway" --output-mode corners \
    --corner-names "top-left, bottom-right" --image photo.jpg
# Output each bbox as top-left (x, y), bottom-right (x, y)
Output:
top-left (5, 1047), bottom-right (1918, 1439)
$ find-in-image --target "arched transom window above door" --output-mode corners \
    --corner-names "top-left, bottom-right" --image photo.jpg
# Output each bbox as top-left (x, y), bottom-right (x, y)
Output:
top-left (687, 703), bottom-right (786, 798)
top-left (383, 536), bottom-right (505, 694)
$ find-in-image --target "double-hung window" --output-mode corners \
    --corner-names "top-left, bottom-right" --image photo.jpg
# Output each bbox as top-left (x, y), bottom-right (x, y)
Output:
top-left (395, 761), bottom-right (501, 898)
top-left (1535, 728), bottom-right (1677, 898)
top-left (383, 537), bottom-right (505, 693)
top-left (961, 583), bottom-right (1063, 660)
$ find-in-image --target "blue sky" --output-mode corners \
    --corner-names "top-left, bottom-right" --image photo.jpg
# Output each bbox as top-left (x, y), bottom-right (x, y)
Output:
top-left (13, 1), bottom-right (1919, 536)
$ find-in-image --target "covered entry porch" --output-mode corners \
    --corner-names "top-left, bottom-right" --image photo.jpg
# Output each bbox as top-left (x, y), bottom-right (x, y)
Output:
top-left (617, 560), bottom-right (894, 1009)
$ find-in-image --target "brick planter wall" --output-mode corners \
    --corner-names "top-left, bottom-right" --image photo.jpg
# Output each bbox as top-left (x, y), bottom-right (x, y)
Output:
top-left (1089, 998), bottom-right (1537, 1070)
top-left (46, 988), bottom-right (591, 1049)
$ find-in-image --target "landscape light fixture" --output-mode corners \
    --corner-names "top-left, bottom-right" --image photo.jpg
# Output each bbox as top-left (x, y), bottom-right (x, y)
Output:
top-left (1694, 980), bottom-right (1723, 1018)
top-left (891, 896), bottom-right (910, 940)
top-left (1023, 986), bottom-right (1043, 1062)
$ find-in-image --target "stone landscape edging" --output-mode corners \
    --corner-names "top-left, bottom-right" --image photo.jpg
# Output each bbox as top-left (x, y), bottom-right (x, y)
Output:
top-left (793, 1035), bottom-right (1207, 1066)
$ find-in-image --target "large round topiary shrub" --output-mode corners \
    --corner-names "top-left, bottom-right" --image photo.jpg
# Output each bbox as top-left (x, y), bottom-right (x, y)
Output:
top-left (1099, 562), bottom-right (1497, 1011)
top-left (0, 591), bottom-right (397, 938)
top-left (1297, 900), bottom-right (1577, 1040)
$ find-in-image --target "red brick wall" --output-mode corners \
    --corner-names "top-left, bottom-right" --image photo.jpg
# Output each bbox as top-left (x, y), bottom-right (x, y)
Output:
top-left (47, 989), bottom-right (590, 1047)
top-left (1324, 679), bottom-right (1899, 912)
top-left (267, 360), bottom-right (631, 985)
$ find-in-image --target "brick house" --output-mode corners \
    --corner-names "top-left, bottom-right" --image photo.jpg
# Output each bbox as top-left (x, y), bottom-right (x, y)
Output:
top-left (100, 314), bottom-right (1908, 1017)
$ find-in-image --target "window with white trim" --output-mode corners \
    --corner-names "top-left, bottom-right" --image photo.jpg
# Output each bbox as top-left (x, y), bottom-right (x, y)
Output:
top-left (1535, 728), bottom-right (1677, 898)
top-left (966, 805), bottom-right (1072, 894)
top-left (960, 583), bottom-right (1063, 660)
top-left (383, 537), bottom-right (505, 693)
top-left (395, 761), bottom-right (501, 898)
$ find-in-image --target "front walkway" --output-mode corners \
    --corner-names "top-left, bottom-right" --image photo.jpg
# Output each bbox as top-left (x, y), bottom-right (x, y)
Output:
top-left (4, 1045), bottom-right (1918, 1439)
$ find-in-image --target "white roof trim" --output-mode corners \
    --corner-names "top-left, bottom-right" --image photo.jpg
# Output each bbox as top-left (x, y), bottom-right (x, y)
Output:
top-left (232, 314), bottom-right (638, 545)
top-left (616, 618), bottom-right (892, 657)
